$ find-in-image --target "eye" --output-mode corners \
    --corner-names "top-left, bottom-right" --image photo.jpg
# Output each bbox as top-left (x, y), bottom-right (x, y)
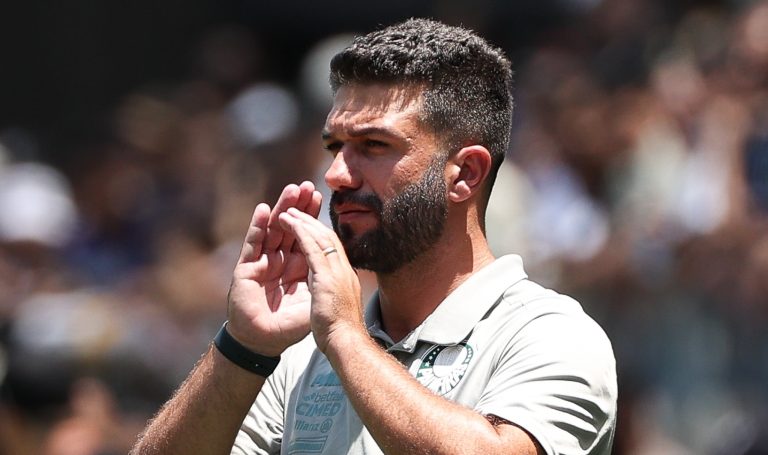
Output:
top-left (323, 141), bottom-right (342, 154)
top-left (365, 139), bottom-right (388, 148)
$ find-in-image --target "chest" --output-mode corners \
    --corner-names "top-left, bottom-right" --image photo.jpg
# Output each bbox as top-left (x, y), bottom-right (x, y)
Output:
top-left (281, 331), bottom-right (504, 454)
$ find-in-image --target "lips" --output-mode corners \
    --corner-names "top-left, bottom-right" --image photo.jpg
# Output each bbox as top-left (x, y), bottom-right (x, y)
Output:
top-left (333, 203), bottom-right (374, 221)
top-left (330, 191), bottom-right (383, 227)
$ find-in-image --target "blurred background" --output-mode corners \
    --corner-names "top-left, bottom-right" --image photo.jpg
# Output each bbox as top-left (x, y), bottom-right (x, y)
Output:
top-left (1, 0), bottom-right (767, 453)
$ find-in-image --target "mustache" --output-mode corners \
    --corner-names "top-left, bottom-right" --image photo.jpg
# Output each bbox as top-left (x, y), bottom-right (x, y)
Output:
top-left (330, 190), bottom-right (383, 213)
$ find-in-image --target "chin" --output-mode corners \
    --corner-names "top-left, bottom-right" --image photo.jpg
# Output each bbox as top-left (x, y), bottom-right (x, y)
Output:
top-left (337, 223), bottom-right (372, 244)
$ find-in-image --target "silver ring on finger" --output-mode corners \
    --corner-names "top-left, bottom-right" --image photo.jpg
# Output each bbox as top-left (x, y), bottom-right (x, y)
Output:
top-left (322, 246), bottom-right (338, 256)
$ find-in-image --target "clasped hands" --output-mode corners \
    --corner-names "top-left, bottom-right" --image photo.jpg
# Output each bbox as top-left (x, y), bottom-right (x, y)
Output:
top-left (225, 181), bottom-right (364, 358)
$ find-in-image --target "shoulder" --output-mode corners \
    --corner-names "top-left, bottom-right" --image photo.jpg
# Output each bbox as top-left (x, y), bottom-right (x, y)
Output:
top-left (496, 278), bottom-right (617, 391)
top-left (502, 278), bottom-right (611, 342)
top-left (475, 276), bottom-right (617, 382)
top-left (476, 280), bottom-right (618, 454)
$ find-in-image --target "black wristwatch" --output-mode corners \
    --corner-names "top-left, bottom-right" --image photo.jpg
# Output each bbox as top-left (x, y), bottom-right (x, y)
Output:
top-left (213, 322), bottom-right (281, 377)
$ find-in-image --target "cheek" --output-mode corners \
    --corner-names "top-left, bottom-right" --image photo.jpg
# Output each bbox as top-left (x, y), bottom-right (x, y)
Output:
top-left (358, 159), bottom-right (407, 199)
top-left (383, 155), bottom-right (427, 194)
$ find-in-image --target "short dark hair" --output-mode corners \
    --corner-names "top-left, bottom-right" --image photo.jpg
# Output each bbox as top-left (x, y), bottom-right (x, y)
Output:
top-left (329, 18), bottom-right (513, 200)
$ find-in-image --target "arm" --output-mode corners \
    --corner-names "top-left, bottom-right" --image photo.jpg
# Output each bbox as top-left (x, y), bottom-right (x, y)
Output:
top-left (131, 182), bottom-right (322, 455)
top-left (279, 208), bottom-right (543, 455)
top-left (325, 329), bottom-right (543, 455)
top-left (130, 347), bottom-right (266, 455)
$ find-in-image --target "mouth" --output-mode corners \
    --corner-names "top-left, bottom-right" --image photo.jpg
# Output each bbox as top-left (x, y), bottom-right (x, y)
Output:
top-left (330, 191), bottom-right (383, 232)
top-left (333, 203), bottom-right (377, 223)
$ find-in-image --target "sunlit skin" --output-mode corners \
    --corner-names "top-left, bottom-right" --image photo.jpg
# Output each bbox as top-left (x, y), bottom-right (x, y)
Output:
top-left (130, 83), bottom-right (542, 455)
top-left (225, 180), bottom-right (323, 357)
top-left (317, 83), bottom-right (498, 343)
top-left (322, 84), bottom-right (439, 238)
top-left (273, 83), bottom-right (540, 454)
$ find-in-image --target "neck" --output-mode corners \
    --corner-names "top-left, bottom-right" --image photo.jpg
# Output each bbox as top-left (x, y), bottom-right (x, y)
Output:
top-left (374, 217), bottom-right (494, 343)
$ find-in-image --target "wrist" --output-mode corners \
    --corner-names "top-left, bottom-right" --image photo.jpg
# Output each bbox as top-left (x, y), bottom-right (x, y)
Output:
top-left (214, 322), bottom-right (281, 377)
top-left (319, 322), bottom-right (371, 356)
top-left (225, 319), bottom-right (286, 357)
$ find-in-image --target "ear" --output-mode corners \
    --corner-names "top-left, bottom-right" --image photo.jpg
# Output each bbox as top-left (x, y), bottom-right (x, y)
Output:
top-left (446, 145), bottom-right (492, 203)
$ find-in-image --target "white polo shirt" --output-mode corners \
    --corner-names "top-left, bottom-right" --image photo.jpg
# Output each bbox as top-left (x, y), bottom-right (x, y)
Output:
top-left (233, 255), bottom-right (617, 455)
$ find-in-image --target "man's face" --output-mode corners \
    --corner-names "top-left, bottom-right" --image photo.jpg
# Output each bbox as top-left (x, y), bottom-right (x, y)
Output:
top-left (322, 84), bottom-right (449, 273)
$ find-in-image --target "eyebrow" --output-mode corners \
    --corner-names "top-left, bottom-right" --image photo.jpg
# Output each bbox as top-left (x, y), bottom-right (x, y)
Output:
top-left (321, 126), bottom-right (407, 142)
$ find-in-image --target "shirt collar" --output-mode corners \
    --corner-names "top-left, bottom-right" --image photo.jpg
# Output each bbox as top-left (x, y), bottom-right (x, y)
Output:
top-left (364, 254), bottom-right (528, 348)
top-left (365, 297), bottom-right (393, 346)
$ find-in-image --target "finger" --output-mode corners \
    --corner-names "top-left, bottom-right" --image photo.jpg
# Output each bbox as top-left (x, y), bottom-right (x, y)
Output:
top-left (280, 210), bottom-right (327, 256)
top-left (278, 181), bottom-right (316, 252)
top-left (285, 207), bottom-right (343, 245)
top-left (282, 208), bottom-right (349, 269)
top-left (292, 189), bottom-right (324, 252)
top-left (296, 181), bottom-right (316, 209)
top-left (264, 184), bottom-right (300, 252)
top-left (286, 206), bottom-right (343, 247)
top-left (279, 210), bottom-right (340, 273)
top-left (307, 189), bottom-right (323, 219)
top-left (239, 203), bottom-right (271, 263)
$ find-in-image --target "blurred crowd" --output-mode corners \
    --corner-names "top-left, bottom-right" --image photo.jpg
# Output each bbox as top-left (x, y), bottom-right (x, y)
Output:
top-left (1, 1), bottom-right (767, 454)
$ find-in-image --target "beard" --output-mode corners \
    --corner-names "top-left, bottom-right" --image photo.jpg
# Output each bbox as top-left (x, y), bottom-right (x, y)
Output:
top-left (329, 158), bottom-right (448, 274)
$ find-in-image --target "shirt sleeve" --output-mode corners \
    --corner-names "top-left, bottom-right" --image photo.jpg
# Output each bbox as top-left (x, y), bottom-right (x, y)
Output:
top-left (474, 304), bottom-right (618, 455)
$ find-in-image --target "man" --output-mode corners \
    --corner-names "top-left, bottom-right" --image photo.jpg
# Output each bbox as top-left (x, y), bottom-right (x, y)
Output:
top-left (132, 18), bottom-right (617, 455)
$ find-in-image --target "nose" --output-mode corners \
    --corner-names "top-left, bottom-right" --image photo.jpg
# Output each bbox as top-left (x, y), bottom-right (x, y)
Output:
top-left (324, 148), bottom-right (361, 192)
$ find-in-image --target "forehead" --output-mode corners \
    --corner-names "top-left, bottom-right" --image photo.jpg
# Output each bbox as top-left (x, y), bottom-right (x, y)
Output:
top-left (325, 84), bottom-right (426, 133)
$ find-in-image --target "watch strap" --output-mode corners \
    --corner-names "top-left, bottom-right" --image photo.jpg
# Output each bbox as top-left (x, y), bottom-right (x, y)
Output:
top-left (213, 322), bottom-right (281, 377)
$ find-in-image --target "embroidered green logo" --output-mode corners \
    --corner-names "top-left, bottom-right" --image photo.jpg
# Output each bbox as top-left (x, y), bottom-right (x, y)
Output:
top-left (416, 343), bottom-right (474, 395)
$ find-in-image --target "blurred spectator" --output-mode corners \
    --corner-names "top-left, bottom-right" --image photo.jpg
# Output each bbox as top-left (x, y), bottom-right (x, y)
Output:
top-left (2, 2), bottom-right (768, 453)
